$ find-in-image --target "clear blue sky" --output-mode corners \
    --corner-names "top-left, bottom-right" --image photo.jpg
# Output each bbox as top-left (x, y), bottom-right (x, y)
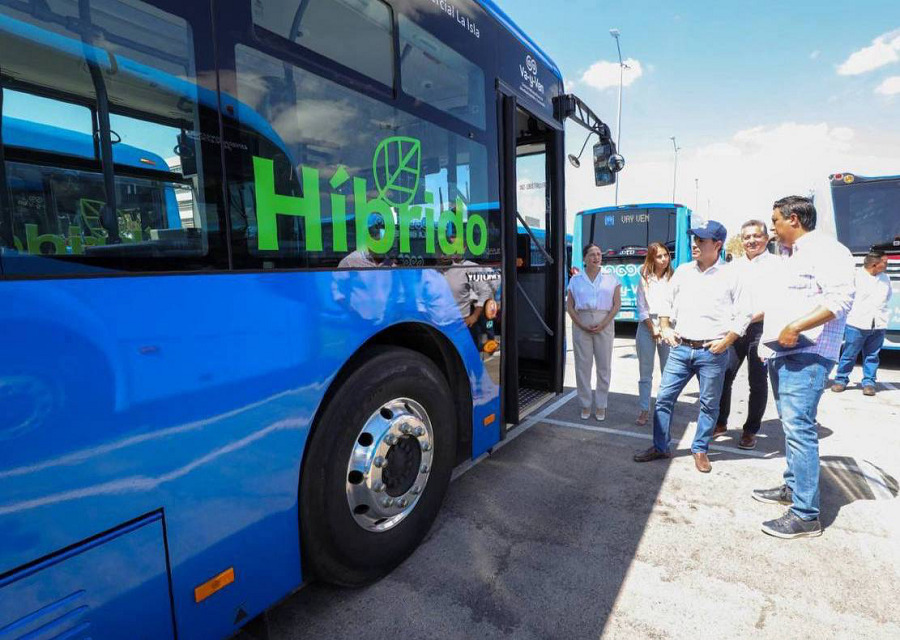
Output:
top-left (500, 0), bottom-right (900, 228)
top-left (504, 0), bottom-right (900, 153)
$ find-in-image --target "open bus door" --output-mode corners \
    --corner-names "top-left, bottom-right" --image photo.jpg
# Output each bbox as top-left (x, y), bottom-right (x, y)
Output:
top-left (500, 94), bottom-right (566, 428)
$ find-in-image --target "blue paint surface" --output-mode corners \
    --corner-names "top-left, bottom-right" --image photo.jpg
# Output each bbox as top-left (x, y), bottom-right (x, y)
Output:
top-left (0, 269), bottom-right (500, 639)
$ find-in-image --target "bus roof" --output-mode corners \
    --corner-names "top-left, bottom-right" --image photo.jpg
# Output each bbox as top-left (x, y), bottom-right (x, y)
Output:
top-left (3, 116), bottom-right (171, 171)
top-left (475, 0), bottom-right (563, 81)
top-left (829, 172), bottom-right (900, 184)
top-left (576, 203), bottom-right (687, 216)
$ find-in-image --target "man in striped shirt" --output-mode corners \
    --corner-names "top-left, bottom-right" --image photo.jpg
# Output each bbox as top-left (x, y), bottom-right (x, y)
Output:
top-left (753, 196), bottom-right (855, 539)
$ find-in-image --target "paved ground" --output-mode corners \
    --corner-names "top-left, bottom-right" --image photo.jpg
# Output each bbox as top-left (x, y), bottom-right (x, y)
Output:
top-left (248, 325), bottom-right (900, 640)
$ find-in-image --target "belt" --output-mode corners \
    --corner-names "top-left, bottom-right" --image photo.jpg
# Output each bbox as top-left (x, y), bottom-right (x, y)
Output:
top-left (680, 338), bottom-right (715, 349)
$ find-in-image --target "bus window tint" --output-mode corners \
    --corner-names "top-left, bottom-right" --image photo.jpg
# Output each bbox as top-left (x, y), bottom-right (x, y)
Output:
top-left (0, 0), bottom-right (217, 273)
top-left (832, 180), bottom-right (900, 254)
top-left (252, 0), bottom-right (394, 88)
top-left (227, 45), bottom-right (498, 269)
top-left (398, 14), bottom-right (486, 130)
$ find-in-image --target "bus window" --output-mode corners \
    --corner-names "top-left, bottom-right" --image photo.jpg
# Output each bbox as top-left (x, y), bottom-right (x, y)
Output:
top-left (0, 0), bottom-right (222, 274)
top-left (252, 0), bottom-right (394, 88)
top-left (225, 43), bottom-right (498, 269)
top-left (398, 14), bottom-right (486, 130)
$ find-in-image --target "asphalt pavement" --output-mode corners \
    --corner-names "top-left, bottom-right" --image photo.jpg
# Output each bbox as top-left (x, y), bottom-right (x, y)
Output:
top-left (246, 324), bottom-right (900, 640)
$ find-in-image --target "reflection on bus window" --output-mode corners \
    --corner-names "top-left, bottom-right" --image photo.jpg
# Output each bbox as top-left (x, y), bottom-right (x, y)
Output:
top-left (0, 0), bottom-right (215, 272)
top-left (399, 14), bottom-right (486, 130)
top-left (252, 0), bottom-right (394, 88)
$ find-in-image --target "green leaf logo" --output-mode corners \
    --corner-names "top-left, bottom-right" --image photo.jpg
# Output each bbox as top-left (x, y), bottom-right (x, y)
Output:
top-left (373, 136), bottom-right (421, 207)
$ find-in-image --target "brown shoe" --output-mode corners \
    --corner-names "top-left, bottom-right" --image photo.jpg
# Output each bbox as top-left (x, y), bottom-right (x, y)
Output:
top-left (713, 423), bottom-right (727, 437)
top-left (633, 446), bottom-right (672, 463)
top-left (693, 452), bottom-right (712, 473)
top-left (739, 433), bottom-right (757, 450)
top-left (863, 386), bottom-right (876, 397)
top-left (831, 383), bottom-right (846, 393)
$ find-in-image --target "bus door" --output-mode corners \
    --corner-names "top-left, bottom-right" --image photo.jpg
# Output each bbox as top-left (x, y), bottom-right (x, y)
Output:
top-left (500, 95), bottom-right (565, 426)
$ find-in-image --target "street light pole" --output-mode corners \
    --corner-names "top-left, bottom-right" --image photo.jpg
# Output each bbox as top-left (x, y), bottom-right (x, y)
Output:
top-left (610, 28), bottom-right (623, 206)
top-left (670, 136), bottom-right (680, 203)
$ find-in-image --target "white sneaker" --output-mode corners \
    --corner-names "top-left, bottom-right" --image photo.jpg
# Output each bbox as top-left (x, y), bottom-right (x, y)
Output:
top-left (580, 409), bottom-right (590, 420)
top-left (595, 408), bottom-right (606, 421)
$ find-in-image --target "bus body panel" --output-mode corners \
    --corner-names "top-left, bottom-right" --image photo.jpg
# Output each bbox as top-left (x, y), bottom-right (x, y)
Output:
top-left (572, 204), bottom-right (692, 322)
top-left (0, 270), bottom-right (500, 639)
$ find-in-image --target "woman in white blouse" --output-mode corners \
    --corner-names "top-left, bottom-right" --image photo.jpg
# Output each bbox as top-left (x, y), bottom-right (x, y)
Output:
top-left (567, 243), bottom-right (621, 420)
top-left (635, 242), bottom-right (673, 425)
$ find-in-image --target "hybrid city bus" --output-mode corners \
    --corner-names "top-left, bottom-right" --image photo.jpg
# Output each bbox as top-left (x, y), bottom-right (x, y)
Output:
top-left (0, 0), bottom-right (621, 638)
top-left (829, 172), bottom-right (900, 350)
top-left (571, 203), bottom-right (693, 322)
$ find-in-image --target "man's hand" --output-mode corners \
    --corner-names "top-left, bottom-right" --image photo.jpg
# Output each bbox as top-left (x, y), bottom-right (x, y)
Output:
top-left (778, 322), bottom-right (801, 348)
top-left (705, 338), bottom-right (730, 354)
top-left (464, 313), bottom-right (479, 327)
top-left (660, 326), bottom-right (681, 347)
top-left (589, 324), bottom-right (604, 334)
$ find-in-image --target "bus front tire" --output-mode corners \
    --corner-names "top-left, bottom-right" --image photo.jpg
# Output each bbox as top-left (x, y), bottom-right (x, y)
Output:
top-left (299, 346), bottom-right (457, 587)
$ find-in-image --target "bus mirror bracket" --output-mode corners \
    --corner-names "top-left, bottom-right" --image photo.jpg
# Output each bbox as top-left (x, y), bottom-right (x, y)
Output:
top-left (555, 94), bottom-right (624, 187)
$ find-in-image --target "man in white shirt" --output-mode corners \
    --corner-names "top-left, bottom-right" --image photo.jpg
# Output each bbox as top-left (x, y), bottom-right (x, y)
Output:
top-left (753, 195), bottom-right (855, 540)
top-left (832, 250), bottom-right (893, 396)
top-left (633, 220), bottom-right (752, 473)
top-left (715, 220), bottom-right (781, 450)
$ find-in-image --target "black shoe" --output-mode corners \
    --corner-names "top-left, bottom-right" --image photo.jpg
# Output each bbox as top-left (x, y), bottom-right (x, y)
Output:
top-left (761, 510), bottom-right (822, 539)
top-left (752, 484), bottom-right (793, 505)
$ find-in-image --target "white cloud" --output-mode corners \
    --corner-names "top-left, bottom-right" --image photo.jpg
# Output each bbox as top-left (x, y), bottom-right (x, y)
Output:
top-left (810, 50), bottom-right (821, 60)
top-left (564, 79), bottom-right (576, 93)
top-left (564, 121), bottom-right (900, 239)
top-left (875, 75), bottom-right (900, 96)
top-left (580, 58), bottom-right (644, 90)
top-left (837, 29), bottom-right (900, 75)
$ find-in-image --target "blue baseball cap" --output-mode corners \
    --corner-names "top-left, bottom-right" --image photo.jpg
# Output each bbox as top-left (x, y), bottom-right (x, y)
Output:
top-left (690, 219), bottom-right (727, 242)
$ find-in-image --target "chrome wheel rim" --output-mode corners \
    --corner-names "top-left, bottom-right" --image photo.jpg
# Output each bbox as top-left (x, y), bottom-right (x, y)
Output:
top-left (345, 398), bottom-right (434, 532)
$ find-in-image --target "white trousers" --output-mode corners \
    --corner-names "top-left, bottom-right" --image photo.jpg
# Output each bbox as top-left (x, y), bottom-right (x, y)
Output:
top-left (572, 309), bottom-right (615, 410)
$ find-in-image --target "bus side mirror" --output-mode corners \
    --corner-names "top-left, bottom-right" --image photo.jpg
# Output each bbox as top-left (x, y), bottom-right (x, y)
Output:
top-left (593, 140), bottom-right (625, 187)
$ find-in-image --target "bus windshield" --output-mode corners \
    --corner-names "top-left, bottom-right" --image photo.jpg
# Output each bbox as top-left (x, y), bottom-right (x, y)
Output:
top-left (831, 177), bottom-right (900, 254)
top-left (581, 207), bottom-right (677, 255)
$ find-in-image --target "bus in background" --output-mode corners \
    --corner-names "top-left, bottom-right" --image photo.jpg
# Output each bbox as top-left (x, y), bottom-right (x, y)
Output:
top-left (0, 1), bottom-right (620, 638)
top-left (829, 172), bottom-right (900, 350)
top-left (571, 203), bottom-right (692, 322)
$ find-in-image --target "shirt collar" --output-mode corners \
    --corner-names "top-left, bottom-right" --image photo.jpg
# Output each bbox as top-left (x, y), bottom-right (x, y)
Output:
top-left (792, 229), bottom-right (819, 253)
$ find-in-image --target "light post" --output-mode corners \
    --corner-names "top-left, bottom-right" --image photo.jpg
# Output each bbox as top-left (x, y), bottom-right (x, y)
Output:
top-left (670, 136), bottom-right (680, 203)
top-left (610, 28), bottom-right (623, 205)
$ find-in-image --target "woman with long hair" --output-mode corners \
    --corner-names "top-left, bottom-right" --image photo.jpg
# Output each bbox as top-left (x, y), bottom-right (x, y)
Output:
top-left (567, 243), bottom-right (621, 420)
top-left (635, 242), bottom-right (674, 425)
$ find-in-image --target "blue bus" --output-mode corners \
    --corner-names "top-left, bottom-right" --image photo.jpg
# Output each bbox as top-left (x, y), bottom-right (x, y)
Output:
top-left (571, 203), bottom-right (693, 322)
top-left (0, 1), bottom-right (616, 638)
top-left (829, 172), bottom-right (900, 350)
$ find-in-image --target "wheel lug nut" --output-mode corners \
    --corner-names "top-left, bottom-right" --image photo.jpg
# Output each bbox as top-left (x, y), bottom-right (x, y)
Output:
top-left (373, 456), bottom-right (385, 468)
top-left (399, 424), bottom-right (410, 434)
top-left (421, 441), bottom-right (432, 452)
top-left (414, 426), bottom-right (425, 436)
top-left (420, 464), bottom-right (429, 474)
top-left (373, 481), bottom-right (384, 492)
top-left (411, 486), bottom-right (421, 495)
top-left (397, 498), bottom-right (408, 508)
top-left (385, 434), bottom-right (398, 446)
top-left (381, 497), bottom-right (393, 508)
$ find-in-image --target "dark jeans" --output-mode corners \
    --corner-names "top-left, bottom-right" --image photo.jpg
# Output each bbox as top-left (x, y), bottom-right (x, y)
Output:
top-left (718, 321), bottom-right (767, 435)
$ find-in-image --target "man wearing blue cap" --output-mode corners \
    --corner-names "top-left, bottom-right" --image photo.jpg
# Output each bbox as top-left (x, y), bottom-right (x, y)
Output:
top-left (634, 219), bottom-right (753, 472)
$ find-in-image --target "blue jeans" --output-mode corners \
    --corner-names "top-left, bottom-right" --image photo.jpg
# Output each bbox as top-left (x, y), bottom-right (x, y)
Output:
top-left (769, 353), bottom-right (831, 521)
top-left (834, 325), bottom-right (885, 388)
top-left (636, 322), bottom-right (671, 411)
top-left (652, 344), bottom-right (730, 454)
